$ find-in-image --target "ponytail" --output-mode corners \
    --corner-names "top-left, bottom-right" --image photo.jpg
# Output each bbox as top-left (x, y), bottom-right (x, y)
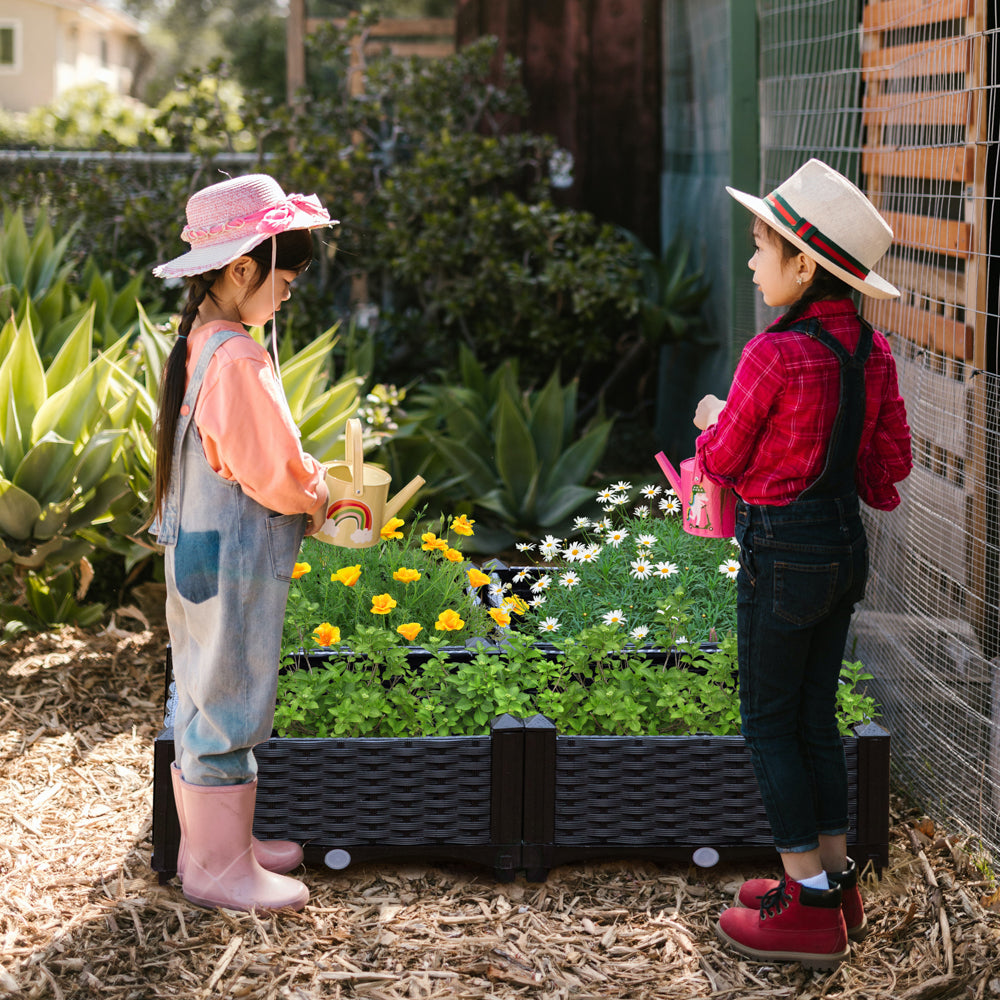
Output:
top-left (151, 273), bottom-right (219, 523)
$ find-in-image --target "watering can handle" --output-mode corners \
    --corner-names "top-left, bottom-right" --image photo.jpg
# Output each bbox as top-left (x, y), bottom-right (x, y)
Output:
top-left (654, 451), bottom-right (682, 495)
top-left (345, 418), bottom-right (364, 496)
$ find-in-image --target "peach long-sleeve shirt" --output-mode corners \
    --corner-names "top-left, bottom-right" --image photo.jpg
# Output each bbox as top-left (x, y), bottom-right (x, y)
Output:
top-left (183, 321), bottom-right (328, 517)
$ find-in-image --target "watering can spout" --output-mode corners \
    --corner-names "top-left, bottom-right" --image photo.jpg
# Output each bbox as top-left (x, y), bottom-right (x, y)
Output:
top-left (654, 451), bottom-right (682, 495)
top-left (383, 475), bottom-right (425, 524)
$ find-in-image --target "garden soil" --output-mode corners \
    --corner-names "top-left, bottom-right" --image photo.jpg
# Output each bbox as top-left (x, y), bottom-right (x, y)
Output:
top-left (2, 624), bottom-right (1000, 1000)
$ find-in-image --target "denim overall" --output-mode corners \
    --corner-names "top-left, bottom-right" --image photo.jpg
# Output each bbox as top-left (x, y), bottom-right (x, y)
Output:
top-left (157, 328), bottom-right (306, 786)
top-left (735, 317), bottom-right (872, 853)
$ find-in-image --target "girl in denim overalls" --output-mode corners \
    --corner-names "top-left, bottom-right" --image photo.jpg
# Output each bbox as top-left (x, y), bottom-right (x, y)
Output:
top-left (150, 175), bottom-right (335, 912)
top-left (693, 160), bottom-right (912, 969)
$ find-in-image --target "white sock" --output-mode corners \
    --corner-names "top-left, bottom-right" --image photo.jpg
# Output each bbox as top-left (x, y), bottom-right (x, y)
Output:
top-left (797, 872), bottom-right (830, 891)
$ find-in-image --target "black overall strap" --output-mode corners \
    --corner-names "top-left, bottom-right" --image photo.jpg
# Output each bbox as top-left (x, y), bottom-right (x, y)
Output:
top-left (790, 316), bottom-right (873, 501)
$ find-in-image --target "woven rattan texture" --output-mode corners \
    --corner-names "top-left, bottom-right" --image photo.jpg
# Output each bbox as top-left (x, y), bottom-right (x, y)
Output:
top-left (251, 736), bottom-right (493, 845)
top-left (553, 735), bottom-right (859, 845)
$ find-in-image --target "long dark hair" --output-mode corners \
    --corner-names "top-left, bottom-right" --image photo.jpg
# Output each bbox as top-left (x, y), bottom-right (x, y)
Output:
top-left (754, 217), bottom-right (854, 331)
top-left (151, 228), bottom-right (315, 523)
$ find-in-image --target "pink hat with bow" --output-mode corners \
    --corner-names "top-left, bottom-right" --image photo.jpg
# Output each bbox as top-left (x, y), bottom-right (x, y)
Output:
top-left (153, 174), bottom-right (336, 279)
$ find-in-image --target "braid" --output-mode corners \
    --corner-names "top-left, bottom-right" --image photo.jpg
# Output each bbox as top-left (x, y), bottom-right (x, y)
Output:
top-left (151, 275), bottom-right (219, 522)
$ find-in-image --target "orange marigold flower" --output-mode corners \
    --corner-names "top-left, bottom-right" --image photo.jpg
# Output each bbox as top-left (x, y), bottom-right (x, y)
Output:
top-left (503, 594), bottom-right (529, 616)
top-left (435, 609), bottom-right (465, 631)
top-left (312, 622), bottom-right (341, 646)
top-left (396, 622), bottom-right (423, 642)
top-left (333, 565), bottom-right (361, 587)
top-left (291, 562), bottom-right (311, 579)
top-left (393, 567), bottom-right (421, 583)
top-left (451, 514), bottom-right (475, 537)
top-left (371, 593), bottom-right (398, 615)
top-left (381, 517), bottom-right (405, 540)
top-left (466, 568), bottom-right (491, 588)
top-left (421, 532), bottom-right (448, 552)
top-left (489, 607), bottom-right (511, 628)
top-left (443, 547), bottom-right (463, 563)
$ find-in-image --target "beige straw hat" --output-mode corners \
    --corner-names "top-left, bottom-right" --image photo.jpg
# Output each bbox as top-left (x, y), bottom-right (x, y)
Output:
top-left (726, 158), bottom-right (899, 300)
top-left (153, 174), bottom-right (336, 280)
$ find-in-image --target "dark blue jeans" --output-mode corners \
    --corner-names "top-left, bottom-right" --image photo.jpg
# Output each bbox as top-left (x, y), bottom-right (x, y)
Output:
top-left (735, 496), bottom-right (868, 853)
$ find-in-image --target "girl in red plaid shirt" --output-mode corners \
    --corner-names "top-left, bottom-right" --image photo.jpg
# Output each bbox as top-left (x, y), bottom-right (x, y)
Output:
top-left (694, 160), bottom-right (911, 970)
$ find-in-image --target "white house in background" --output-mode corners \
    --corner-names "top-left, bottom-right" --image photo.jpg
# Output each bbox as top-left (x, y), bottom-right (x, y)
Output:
top-left (0, 0), bottom-right (145, 113)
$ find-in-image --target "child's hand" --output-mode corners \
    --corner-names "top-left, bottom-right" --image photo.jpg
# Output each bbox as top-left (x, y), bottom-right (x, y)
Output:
top-left (694, 395), bottom-right (726, 430)
top-left (305, 496), bottom-right (328, 536)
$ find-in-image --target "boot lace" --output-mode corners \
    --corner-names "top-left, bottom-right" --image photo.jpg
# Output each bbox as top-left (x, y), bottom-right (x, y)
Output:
top-left (758, 879), bottom-right (792, 918)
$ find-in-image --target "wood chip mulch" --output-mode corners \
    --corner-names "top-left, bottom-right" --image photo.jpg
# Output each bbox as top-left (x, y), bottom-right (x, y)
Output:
top-left (3, 625), bottom-right (1000, 999)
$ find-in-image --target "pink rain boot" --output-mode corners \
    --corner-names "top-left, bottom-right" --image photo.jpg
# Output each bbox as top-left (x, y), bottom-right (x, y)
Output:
top-left (171, 763), bottom-right (304, 879)
top-left (177, 776), bottom-right (308, 912)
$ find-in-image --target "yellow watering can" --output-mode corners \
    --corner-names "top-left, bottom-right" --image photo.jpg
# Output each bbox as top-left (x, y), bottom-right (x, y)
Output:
top-left (313, 418), bottom-right (425, 548)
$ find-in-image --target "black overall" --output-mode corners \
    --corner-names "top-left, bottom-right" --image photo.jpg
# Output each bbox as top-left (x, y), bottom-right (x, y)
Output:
top-left (734, 316), bottom-right (872, 853)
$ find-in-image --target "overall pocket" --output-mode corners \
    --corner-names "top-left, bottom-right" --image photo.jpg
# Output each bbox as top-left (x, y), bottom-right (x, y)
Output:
top-left (174, 528), bottom-right (221, 604)
top-left (266, 512), bottom-right (306, 583)
top-left (772, 558), bottom-right (840, 626)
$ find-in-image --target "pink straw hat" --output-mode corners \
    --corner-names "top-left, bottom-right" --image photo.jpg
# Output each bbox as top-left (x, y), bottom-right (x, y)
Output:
top-left (153, 174), bottom-right (336, 279)
top-left (727, 158), bottom-right (899, 300)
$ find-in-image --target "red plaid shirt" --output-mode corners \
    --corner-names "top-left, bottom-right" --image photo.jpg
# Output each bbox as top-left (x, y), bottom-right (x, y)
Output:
top-left (695, 299), bottom-right (912, 509)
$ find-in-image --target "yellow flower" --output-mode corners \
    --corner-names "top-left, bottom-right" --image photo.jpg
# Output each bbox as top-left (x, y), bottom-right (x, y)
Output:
top-left (381, 517), bottom-right (405, 540)
top-left (333, 565), bottom-right (361, 587)
top-left (397, 622), bottom-right (423, 642)
top-left (443, 547), bottom-right (463, 563)
top-left (451, 514), bottom-right (475, 537)
top-left (489, 607), bottom-right (511, 628)
top-left (435, 609), bottom-right (465, 631)
top-left (371, 593), bottom-right (398, 615)
top-left (503, 595), bottom-right (529, 616)
top-left (466, 568), bottom-right (491, 588)
top-left (393, 566), bottom-right (421, 584)
top-left (291, 562), bottom-right (311, 579)
top-left (312, 622), bottom-right (341, 646)
top-left (421, 532), bottom-right (449, 552)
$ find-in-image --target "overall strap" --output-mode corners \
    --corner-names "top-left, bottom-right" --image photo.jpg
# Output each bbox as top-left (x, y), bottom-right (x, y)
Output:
top-left (790, 316), bottom-right (873, 501)
top-left (156, 327), bottom-right (247, 545)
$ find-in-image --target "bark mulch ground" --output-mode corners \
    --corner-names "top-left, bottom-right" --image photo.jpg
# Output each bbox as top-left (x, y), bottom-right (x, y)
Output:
top-left (2, 625), bottom-right (1000, 999)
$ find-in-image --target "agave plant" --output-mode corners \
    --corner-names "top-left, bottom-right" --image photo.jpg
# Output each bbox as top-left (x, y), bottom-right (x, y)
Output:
top-left (390, 346), bottom-right (613, 552)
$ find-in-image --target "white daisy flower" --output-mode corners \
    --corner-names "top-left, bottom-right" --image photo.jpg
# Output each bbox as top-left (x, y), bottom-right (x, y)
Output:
top-left (675, 636), bottom-right (690, 645)
top-left (593, 518), bottom-right (611, 533)
top-left (539, 617), bottom-right (560, 633)
top-left (489, 583), bottom-right (507, 600)
top-left (515, 541), bottom-right (536, 552)
top-left (512, 569), bottom-right (530, 582)
top-left (607, 528), bottom-right (629, 548)
top-left (633, 505), bottom-right (650, 518)
top-left (630, 559), bottom-right (652, 580)
top-left (719, 559), bottom-right (740, 580)
top-left (612, 480), bottom-right (632, 492)
top-left (611, 493), bottom-right (629, 506)
top-left (562, 542), bottom-right (586, 562)
top-left (730, 537), bottom-right (740, 547)
top-left (559, 571), bottom-right (581, 589)
top-left (631, 625), bottom-right (650, 641)
top-left (637, 533), bottom-right (657, 548)
top-left (573, 516), bottom-right (592, 529)
top-left (659, 496), bottom-right (681, 515)
top-left (530, 574), bottom-right (552, 592)
top-left (639, 484), bottom-right (662, 499)
top-left (596, 487), bottom-right (618, 503)
top-left (578, 545), bottom-right (602, 563)
top-left (602, 609), bottom-right (627, 627)
top-left (531, 595), bottom-right (547, 608)
top-left (539, 535), bottom-right (562, 558)
top-left (655, 561), bottom-right (679, 578)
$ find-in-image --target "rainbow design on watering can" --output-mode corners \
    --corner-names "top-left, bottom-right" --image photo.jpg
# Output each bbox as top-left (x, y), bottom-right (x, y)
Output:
top-left (327, 497), bottom-right (374, 544)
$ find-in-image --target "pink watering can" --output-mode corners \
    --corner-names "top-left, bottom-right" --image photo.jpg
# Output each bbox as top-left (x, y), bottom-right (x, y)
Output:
top-left (655, 451), bottom-right (736, 539)
top-left (314, 419), bottom-right (425, 548)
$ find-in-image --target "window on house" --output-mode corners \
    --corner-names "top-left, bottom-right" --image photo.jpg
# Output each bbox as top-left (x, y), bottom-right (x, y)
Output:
top-left (0, 24), bottom-right (17, 69)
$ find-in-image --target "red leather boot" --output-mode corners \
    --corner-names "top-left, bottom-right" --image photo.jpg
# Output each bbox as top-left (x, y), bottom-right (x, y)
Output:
top-left (737, 857), bottom-right (868, 940)
top-left (717, 877), bottom-right (849, 969)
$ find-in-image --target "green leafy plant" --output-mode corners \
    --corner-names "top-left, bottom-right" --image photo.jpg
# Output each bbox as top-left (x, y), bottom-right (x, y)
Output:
top-left (380, 346), bottom-right (614, 552)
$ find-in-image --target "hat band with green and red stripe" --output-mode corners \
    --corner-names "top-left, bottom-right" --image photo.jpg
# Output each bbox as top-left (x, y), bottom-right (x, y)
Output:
top-left (766, 192), bottom-right (870, 280)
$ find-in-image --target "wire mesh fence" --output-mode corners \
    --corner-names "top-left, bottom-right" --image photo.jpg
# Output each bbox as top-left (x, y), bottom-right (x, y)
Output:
top-left (757, 0), bottom-right (1000, 861)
